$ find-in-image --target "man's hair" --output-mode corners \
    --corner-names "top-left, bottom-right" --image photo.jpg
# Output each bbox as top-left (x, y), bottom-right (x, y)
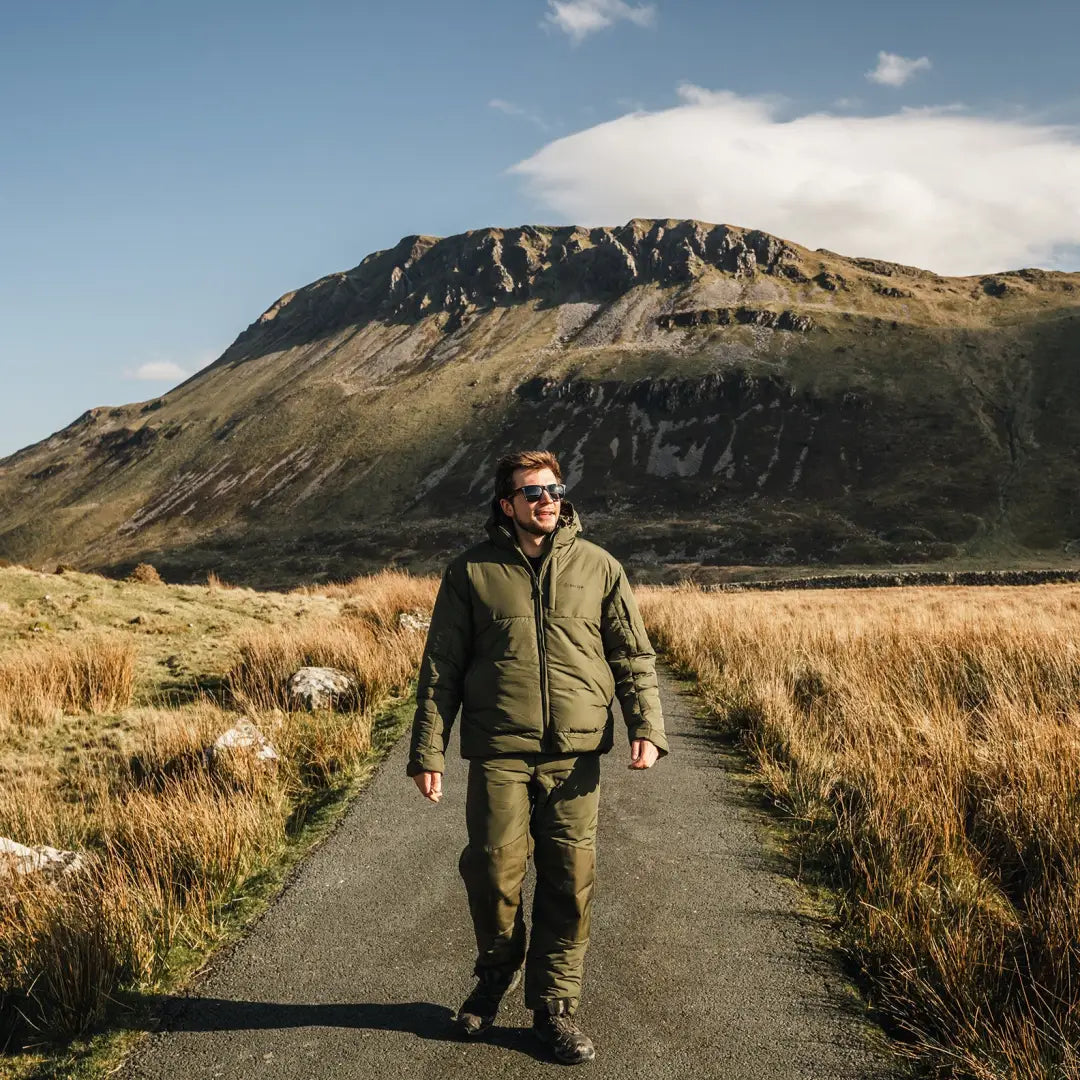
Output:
top-left (494, 450), bottom-right (563, 501)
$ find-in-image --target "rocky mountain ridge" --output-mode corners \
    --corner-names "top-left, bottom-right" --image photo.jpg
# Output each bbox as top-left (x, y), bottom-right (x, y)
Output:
top-left (2, 218), bottom-right (1079, 586)
top-left (247, 221), bottom-right (801, 334)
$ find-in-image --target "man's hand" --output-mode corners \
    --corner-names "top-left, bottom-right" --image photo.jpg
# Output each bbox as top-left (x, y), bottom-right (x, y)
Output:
top-left (413, 771), bottom-right (443, 802)
top-left (629, 739), bottom-right (659, 770)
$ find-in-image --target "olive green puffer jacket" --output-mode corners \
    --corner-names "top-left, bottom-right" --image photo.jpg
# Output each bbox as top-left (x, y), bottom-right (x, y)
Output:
top-left (407, 499), bottom-right (668, 775)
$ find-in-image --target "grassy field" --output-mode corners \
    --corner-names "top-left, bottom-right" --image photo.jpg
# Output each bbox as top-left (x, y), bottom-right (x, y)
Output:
top-left (0, 565), bottom-right (436, 1077)
top-left (6, 563), bottom-right (1080, 1080)
top-left (638, 582), bottom-right (1080, 1080)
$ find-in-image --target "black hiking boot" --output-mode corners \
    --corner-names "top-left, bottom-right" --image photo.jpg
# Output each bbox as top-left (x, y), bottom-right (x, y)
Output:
top-left (454, 967), bottom-right (522, 1037)
top-left (532, 1000), bottom-right (596, 1064)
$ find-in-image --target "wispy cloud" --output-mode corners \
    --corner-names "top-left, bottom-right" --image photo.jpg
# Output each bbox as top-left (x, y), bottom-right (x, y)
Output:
top-left (127, 360), bottom-right (189, 381)
top-left (508, 85), bottom-right (1080, 275)
top-left (489, 98), bottom-right (549, 131)
top-left (867, 51), bottom-right (932, 87)
top-left (125, 348), bottom-right (218, 382)
top-left (544, 0), bottom-right (656, 44)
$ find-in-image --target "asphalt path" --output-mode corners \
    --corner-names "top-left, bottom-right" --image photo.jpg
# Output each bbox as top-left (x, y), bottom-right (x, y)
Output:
top-left (123, 666), bottom-right (899, 1079)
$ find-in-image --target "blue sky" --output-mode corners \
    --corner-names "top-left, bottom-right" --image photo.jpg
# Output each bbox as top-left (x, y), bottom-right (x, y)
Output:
top-left (3, 0), bottom-right (1079, 456)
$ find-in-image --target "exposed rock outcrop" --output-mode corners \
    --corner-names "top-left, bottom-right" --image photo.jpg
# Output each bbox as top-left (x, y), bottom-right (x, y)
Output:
top-left (235, 220), bottom-right (810, 351)
top-left (657, 307), bottom-right (814, 332)
top-left (287, 667), bottom-right (358, 711)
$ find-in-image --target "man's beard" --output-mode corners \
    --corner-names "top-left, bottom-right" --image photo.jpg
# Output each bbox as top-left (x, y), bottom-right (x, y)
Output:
top-left (515, 508), bottom-right (557, 537)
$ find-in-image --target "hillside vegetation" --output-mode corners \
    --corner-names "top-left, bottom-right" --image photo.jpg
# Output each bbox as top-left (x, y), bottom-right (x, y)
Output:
top-left (639, 583), bottom-right (1080, 1080)
top-left (0, 567), bottom-right (434, 1077)
top-left (1, 219), bottom-right (1078, 585)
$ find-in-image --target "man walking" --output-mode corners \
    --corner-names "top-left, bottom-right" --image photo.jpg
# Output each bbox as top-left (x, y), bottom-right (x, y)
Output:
top-left (407, 449), bottom-right (667, 1065)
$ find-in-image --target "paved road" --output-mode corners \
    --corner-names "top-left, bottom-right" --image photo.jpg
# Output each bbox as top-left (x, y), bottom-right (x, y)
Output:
top-left (123, 666), bottom-right (898, 1079)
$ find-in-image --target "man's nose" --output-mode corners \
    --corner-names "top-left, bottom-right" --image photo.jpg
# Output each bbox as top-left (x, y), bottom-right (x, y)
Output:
top-left (537, 489), bottom-right (556, 505)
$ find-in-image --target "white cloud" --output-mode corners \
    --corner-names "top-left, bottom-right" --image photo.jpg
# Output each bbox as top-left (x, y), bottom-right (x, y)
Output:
top-left (867, 51), bottom-right (931, 87)
top-left (128, 360), bottom-right (189, 381)
top-left (508, 86), bottom-right (1080, 275)
top-left (544, 0), bottom-right (656, 43)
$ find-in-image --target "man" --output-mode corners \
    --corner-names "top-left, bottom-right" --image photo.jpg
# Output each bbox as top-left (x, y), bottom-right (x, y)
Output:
top-left (407, 449), bottom-right (667, 1065)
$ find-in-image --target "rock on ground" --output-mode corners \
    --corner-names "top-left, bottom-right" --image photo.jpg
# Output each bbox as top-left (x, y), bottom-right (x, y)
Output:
top-left (0, 836), bottom-right (89, 880)
top-left (212, 719), bottom-right (280, 762)
top-left (287, 667), bottom-right (358, 711)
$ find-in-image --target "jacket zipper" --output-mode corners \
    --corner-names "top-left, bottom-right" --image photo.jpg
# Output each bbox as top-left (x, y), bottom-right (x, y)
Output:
top-left (505, 527), bottom-right (557, 747)
top-left (511, 540), bottom-right (552, 746)
top-left (533, 568), bottom-right (550, 747)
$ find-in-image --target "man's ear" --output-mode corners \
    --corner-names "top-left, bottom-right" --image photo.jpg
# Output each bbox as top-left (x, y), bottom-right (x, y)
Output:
top-left (499, 496), bottom-right (514, 518)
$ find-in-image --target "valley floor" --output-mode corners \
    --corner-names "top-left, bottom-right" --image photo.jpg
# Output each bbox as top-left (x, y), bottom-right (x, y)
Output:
top-left (119, 665), bottom-right (898, 1080)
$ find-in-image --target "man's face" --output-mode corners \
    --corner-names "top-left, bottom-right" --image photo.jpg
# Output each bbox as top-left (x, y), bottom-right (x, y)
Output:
top-left (499, 466), bottom-right (562, 538)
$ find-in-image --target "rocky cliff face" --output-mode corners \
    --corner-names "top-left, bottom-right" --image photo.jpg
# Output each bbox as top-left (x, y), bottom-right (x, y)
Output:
top-left (2, 219), bottom-right (1079, 585)
top-left (239, 220), bottom-right (805, 350)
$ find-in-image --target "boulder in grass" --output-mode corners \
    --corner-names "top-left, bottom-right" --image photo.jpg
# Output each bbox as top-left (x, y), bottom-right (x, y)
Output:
top-left (287, 666), bottom-right (358, 711)
top-left (398, 611), bottom-right (431, 633)
top-left (212, 718), bottom-right (280, 762)
top-left (0, 836), bottom-right (90, 881)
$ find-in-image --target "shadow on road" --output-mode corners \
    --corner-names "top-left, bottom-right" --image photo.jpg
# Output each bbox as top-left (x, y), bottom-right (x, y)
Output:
top-left (123, 996), bottom-right (558, 1060)
top-left (132, 997), bottom-right (453, 1037)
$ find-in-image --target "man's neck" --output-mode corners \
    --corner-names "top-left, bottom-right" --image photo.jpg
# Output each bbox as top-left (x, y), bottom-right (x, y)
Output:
top-left (514, 525), bottom-right (548, 559)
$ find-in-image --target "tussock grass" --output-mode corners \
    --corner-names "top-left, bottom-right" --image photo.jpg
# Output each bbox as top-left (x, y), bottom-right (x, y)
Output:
top-left (0, 570), bottom-right (435, 1057)
top-left (0, 705), bottom-right (292, 1045)
top-left (294, 568), bottom-right (438, 630)
top-left (226, 619), bottom-right (420, 714)
top-left (125, 563), bottom-right (162, 585)
top-left (0, 635), bottom-right (136, 729)
top-left (639, 583), bottom-right (1080, 1079)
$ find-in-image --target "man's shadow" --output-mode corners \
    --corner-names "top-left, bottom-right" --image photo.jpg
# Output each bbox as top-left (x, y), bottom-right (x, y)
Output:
top-left (124, 995), bottom-right (555, 1060)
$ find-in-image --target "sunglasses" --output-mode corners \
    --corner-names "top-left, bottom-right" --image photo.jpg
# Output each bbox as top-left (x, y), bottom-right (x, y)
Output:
top-left (511, 483), bottom-right (566, 503)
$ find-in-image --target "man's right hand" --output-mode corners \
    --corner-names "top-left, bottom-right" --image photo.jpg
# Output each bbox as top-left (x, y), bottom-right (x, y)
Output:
top-left (413, 771), bottom-right (443, 803)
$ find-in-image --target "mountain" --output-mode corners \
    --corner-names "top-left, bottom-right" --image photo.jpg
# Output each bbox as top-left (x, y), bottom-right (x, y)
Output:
top-left (2, 219), bottom-right (1079, 586)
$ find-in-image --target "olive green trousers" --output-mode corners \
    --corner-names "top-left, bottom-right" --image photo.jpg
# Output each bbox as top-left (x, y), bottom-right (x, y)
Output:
top-left (458, 753), bottom-right (601, 1014)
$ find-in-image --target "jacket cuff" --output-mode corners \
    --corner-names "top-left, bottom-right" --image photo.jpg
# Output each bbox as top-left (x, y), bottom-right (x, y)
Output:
top-left (406, 750), bottom-right (446, 776)
top-left (626, 725), bottom-right (669, 756)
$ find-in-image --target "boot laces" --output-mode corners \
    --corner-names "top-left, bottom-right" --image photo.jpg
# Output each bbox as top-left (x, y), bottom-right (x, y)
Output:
top-left (549, 1011), bottom-right (583, 1042)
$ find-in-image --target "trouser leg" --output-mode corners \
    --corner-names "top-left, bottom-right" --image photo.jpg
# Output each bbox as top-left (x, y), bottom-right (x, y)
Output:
top-left (525, 753), bottom-right (601, 1014)
top-left (459, 757), bottom-right (531, 976)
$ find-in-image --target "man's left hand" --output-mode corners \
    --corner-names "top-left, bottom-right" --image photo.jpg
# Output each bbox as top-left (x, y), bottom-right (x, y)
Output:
top-left (629, 739), bottom-right (659, 769)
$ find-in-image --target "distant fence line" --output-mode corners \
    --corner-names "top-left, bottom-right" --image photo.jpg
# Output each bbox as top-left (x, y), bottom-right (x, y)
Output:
top-left (705, 569), bottom-right (1080, 593)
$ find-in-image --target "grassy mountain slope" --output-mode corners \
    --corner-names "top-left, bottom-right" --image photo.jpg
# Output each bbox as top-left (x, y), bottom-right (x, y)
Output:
top-left (2, 219), bottom-right (1078, 585)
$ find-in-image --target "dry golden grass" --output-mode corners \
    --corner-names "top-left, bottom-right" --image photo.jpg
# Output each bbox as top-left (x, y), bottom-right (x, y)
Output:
top-left (639, 583), bottom-right (1080, 1080)
top-left (125, 563), bottom-right (163, 586)
top-left (0, 733), bottom-right (290, 1040)
top-left (293, 568), bottom-right (438, 628)
top-left (0, 569), bottom-right (436, 1054)
top-left (0, 635), bottom-right (136, 729)
top-left (227, 617), bottom-right (423, 714)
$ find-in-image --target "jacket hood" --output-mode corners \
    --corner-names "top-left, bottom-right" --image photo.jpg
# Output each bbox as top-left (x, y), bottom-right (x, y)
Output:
top-left (485, 497), bottom-right (581, 555)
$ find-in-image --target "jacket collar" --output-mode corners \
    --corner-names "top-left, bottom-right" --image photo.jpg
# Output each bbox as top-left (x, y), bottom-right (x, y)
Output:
top-left (485, 497), bottom-right (581, 557)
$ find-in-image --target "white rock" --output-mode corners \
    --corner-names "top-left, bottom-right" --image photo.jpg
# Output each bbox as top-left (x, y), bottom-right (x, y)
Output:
top-left (0, 836), bottom-right (89, 880)
top-left (213, 718), bottom-right (279, 762)
top-left (398, 611), bottom-right (431, 633)
top-left (287, 666), bottom-right (357, 711)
